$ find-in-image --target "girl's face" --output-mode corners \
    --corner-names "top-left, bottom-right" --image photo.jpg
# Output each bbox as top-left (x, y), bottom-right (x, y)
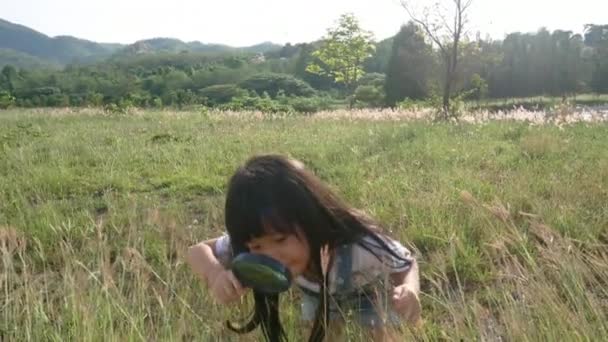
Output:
top-left (245, 227), bottom-right (311, 278)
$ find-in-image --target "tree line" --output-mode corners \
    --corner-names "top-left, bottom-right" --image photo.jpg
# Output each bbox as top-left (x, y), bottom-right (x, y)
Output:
top-left (0, 14), bottom-right (606, 113)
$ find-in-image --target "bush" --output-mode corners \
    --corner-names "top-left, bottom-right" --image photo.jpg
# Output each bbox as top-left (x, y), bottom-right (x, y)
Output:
top-left (44, 94), bottom-right (70, 107)
top-left (282, 96), bottom-right (335, 113)
top-left (0, 91), bottom-right (15, 109)
top-left (397, 97), bottom-right (429, 110)
top-left (104, 102), bottom-right (133, 115)
top-left (218, 93), bottom-right (293, 113)
top-left (358, 73), bottom-right (386, 88)
top-left (123, 92), bottom-right (154, 107)
top-left (239, 73), bottom-right (316, 98)
top-left (69, 94), bottom-right (86, 106)
top-left (198, 84), bottom-right (246, 105)
top-left (18, 86), bottom-right (61, 98)
top-left (354, 85), bottom-right (385, 107)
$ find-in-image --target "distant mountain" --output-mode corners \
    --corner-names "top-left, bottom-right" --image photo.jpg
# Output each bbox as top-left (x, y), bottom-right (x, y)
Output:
top-left (245, 41), bottom-right (283, 54)
top-left (116, 38), bottom-right (281, 56)
top-left (116, 38), bottom-right (234, 56)
top-left (0, 18), bottom-right (120, 65)
top-left (0, 18), bottom-right (283, 68)
top-left (0, 48), bottom-right (61, 69)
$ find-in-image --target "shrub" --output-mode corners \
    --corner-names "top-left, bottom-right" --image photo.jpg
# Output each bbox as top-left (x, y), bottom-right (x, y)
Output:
top-left (239, 73), bottom-right (316, 98)
top-left (198, 84), bottom-right (246, 105)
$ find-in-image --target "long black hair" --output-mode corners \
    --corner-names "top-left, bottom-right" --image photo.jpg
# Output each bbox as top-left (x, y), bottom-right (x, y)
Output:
top-left (224, 154), bottom-right (410, 342)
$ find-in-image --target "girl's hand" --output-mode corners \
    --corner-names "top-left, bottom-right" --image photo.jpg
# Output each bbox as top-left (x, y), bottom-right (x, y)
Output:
top-left (391, 284), bottom-right (421, 324)
top-left (208, 268), bottom-right (249, 304)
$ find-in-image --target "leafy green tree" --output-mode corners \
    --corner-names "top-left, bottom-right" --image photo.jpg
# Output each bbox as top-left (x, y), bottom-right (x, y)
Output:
top-left (385, 23), bottom-right (434, 105)
top-left (585, 24), bottom-right (608, 93)
top-left (1, 65), bottom-right (18, 93)
top-left (364, 38), bottom-right (393, 74)
top-left (489, 29), bottom-right (590, 98)
top-left (306, 13), bottom-right (375, 98)
top-left (294, 43), bottom-right (335, 90)
top-left (465, 73), bottom-right (488, 101)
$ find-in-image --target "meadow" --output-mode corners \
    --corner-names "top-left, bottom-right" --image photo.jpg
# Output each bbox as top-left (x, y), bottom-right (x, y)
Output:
top-left (1, 108), bottom-right (607, 341)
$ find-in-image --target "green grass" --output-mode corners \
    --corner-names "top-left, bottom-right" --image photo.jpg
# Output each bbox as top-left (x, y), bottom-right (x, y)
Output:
top-left (1, 108), bottom-right (607, 341)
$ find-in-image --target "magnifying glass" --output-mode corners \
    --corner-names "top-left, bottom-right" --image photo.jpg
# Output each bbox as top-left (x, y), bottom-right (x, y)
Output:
top-left (231, 253), bottom-right (293, 294)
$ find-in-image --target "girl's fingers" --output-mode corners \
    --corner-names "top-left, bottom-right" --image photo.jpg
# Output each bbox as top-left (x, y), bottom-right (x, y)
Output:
top-left (227, 271), bottom-right (246, 295)
top-left (213, 275), bottom-right (234, 303)
top-left (220, 282), bottom-right (233, 300)
top-left (391, 286), bottom-right (405, 308)
top-left (214, 285), bottom-right (229, 304)
top-left (392, 285), bottom-right (404, 298)
top-left (405, 298), bottom-right (422, 324)
top-left (392, 286), bottom-right (418, 311)
top-left (393, 289), bottom-right (422, 323)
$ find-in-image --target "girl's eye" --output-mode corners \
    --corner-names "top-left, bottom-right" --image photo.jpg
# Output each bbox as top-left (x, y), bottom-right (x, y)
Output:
top-left (249, 245), bottom-right (261, 251)
top-left (274, 236), bottom-right (287, 243)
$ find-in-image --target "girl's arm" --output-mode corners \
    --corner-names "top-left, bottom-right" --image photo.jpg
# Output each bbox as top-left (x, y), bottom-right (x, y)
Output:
top-left (390, 258), bottom-right (420, 292)
top-left (187, 238), bottom-right (225, 287)
top-left (187, 237), bottom-right (247, 304)
top-left (390, 258), bottom-right (421, 324)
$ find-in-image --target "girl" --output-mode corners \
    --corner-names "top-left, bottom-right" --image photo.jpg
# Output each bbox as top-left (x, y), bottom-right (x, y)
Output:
top-left (187, 154), bottom-right (421, 342)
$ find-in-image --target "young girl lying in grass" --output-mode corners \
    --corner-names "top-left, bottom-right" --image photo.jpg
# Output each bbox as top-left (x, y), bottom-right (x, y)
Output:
top-left (187, 154), bottom-right (421, 341)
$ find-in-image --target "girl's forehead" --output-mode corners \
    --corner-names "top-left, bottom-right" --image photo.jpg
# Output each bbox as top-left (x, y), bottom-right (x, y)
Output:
top-left (245, 225), bottom-right (304, 244)
top-left (261, 214), bottom-right (297, 232)
top-left (246, 231), bottom-right (282, 243)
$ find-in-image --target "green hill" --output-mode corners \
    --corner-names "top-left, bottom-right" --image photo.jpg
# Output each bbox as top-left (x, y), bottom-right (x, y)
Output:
top-left (0, 18), bottom-right (282, 68)
top-left (0, 18), bottom-right (120, 65)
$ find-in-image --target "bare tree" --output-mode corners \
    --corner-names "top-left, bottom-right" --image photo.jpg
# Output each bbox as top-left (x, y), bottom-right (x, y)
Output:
top-left (401, 0), bottom-right (474, 120)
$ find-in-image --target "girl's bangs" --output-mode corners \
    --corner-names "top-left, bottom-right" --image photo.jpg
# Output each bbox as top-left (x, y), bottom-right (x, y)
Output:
top-left (226, 191), bottom-right (301, 251)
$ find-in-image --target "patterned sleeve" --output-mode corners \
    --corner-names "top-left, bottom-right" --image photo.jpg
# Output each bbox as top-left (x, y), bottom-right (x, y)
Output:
top-left (356, 234), bottom-right (415, 274)
top-left (214, 234), bottom-right (234, 268)
top-left (382, 236), bottom-right (414, 272)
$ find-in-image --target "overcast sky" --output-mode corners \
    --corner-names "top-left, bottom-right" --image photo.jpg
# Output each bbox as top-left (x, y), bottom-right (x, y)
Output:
top-left (3, 0), bottom-right (606, 46)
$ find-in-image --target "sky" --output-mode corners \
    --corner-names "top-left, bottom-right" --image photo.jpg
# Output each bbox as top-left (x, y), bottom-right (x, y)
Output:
top-left (2, 0), bottom-right (607, 47)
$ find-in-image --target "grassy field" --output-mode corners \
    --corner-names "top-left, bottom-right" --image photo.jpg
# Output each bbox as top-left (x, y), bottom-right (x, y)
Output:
top-left (1, 108), bottom-right (607, 341)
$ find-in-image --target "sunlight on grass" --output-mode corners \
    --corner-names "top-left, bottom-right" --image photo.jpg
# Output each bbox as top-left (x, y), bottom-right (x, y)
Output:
top-left (1, 109), bottom-right (607, 340)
